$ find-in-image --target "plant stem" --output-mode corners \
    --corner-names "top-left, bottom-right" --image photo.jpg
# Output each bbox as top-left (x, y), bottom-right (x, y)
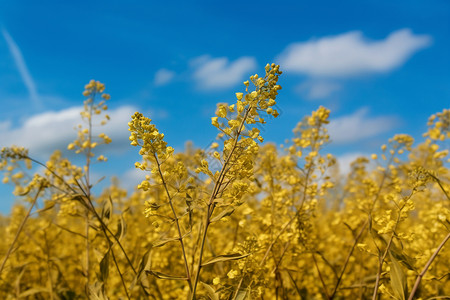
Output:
top-left (85, 210), bottom-right (90, 289)
top-left (371, 213), bottom-right (402, 300)
top-left (330, 157), bottom-right (391, 300)
top-left (153, 153), bottom-right (193, 293)
top-left (312, 252), bottom-right (331, 300)
top-left (110, 247), bottom-right (131, 300)
top-left (190, 103), bottom-right (253, 299)
top-left (408, 232), bottom-right (450, 300)
top-left (329, 220), bottom-right (368, 300)
top-left (0, 184), bottom-right (44, 275)
top-left (408, 174), bottom-right (450, 300)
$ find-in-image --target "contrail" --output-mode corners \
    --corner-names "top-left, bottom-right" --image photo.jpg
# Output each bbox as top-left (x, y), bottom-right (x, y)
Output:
top-left (2, 28), bottom-right (41, 109)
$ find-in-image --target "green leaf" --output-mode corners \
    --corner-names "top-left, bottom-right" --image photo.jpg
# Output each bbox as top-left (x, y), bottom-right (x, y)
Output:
top-left (101, 196), bottom-right (113, 222)
top-left (88, 282), bottom-right (108, 300)
top-left (138, 249), bottom-right (153, 275)
top-left (202, 253), bottom-right (250, 267)
top-left (210, 206), bottom-right (235, 222)
top-left (389, 251), bottom-right (408, 300)
top-left (186, 191), bottom-right (193, 201)
top-left (370, 227), bottom-right (387, 247)
top-left (114, 212), bottom-right (127, 243)
top-left (235, 290), bottom-right (248, 300)
top-left (14, 266), bottom-right (27, 288)
top-left (188, 207), bottom-right (193, 230)
top-left (130, 247), bottom-right (152, 291)
top-left (370, 228), bottom-right (416, 271)
top-left (389, 245), bottom-right (416, 271)
top-left (201, 282), bottom-right (219, 300)
top-left (99, 250), bottom-right (110, 283)
top-left (145, 270), bottom-right (187, 281)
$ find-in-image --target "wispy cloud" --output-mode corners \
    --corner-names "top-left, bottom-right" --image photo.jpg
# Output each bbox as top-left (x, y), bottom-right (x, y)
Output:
top-left (154, 68), bottom-right (176, 86)
top-left (190, 55), bottom-right (257, 90)
top-left (328, 107), bottom-right (398, 144)
top-left (2, 28), bottom-right (41, 109)
top-left (278, 29), bottom-right (431, 78)
top-left (0, 105), bottom-right (139, 159)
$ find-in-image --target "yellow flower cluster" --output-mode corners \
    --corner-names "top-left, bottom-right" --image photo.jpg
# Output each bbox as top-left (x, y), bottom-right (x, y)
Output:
top-left (212, 63), bottom-right (281, 140)
top-left (129, 112), bottom-right (172, 159)
top-left (68, 80), bottom-right (112, 164)
top-left (425, 108), bottom-right (450, 141)
top-left (128, 112), bottom-right (178, 192)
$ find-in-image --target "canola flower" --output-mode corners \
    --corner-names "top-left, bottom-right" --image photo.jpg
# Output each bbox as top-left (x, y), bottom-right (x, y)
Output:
top-left (0, 69), bottom-right (449, 299)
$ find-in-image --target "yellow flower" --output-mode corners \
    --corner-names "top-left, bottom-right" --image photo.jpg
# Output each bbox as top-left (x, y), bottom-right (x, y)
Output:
top-left (216, 105), bottom-right (227, 118)
top-left (227, 269), bottom-right (239, 279)
top-left (211, 117), bottom-right (219, 128)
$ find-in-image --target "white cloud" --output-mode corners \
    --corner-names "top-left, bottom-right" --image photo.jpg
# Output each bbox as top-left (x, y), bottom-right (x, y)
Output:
top-left (296, 80), bottom-right (341, 100)
top-left (120, 167), bottom-right (145, 191)
top-left (0, 121), bottom-right (11, 132)
top-left (328, 107), bottom-right (398, 144)
top-left (336, 152), bottom-right (371, 175)
top-left (190, 55), bottom-right (257, 90)
top-left (154, 68), bottom-right (175, 86)
top-left (2, 28), bottom-right (41, 109)
top-left (100, 105), bottom-right (140, 153)
top-left (278, 28), bottom-right (431, 77)
top-left (0, 105), bottom-right (138, 159)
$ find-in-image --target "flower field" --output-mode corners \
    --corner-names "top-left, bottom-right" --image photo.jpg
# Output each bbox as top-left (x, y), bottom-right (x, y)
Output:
top-left (1, 64), bottom-right (449, 299)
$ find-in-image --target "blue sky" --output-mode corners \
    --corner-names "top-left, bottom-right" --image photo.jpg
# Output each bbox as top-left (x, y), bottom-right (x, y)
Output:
top-left (0, 1), bottom-right (449, 212)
